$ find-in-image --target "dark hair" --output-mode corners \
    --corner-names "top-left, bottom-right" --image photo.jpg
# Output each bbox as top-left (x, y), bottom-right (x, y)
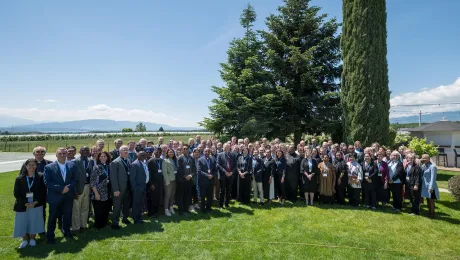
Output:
top-left (166, 148), bottom-right (177, 160)
top-left (276, 150), bottom-right (285, 159)
top-left (96, 151), bottom-right (112, 165)
top-left (66, 146), bottom-right (76, 151)
top-left (20, 159), bottom-right (39, 177)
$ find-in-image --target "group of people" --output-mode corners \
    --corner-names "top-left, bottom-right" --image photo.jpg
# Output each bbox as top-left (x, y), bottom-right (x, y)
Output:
top-left (13, 135), bottom-right (441, 249)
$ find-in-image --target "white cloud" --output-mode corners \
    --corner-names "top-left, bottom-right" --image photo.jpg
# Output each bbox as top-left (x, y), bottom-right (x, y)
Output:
top-left (0, 104), bottom-right (195, 127)
top-left (36, 99), bottom-right (58, 103)
top-left (390, 77), bottom-right (460, 118)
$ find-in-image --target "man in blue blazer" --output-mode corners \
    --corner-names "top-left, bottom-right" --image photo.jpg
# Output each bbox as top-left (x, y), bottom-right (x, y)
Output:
top-left (44, 148), bottom-right (77, 244)
top-left (130, 151), bottom-right (148, 224)
top-left (197, 148), bottom-right (217, 213)
top-left (216, 143), bottom-right (237, 208)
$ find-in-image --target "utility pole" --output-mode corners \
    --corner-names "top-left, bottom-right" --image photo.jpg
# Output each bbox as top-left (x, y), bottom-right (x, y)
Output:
top-left (419, 109), bottom-right (421, 126)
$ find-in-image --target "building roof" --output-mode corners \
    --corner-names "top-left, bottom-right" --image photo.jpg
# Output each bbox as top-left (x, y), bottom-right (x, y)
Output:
top-left (409, 121), bottom-right (460, 132)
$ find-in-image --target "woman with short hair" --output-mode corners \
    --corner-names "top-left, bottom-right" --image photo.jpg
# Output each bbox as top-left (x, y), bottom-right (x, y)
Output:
top-left (13, 159), bottom-right (46, 248)
top-left (91, 151), bottom-right (112, 230)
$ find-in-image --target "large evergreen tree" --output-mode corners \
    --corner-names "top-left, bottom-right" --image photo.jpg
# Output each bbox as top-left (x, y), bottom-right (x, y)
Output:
top-left (341, 0), bottom-right (390, 146)
top-left (201, 4), bottom-right (277, 140)
top-left (262, 0), bottom-right (342, 144)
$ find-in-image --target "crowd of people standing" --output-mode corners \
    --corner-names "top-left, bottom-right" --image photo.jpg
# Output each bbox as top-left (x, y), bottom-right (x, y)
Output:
top-left (12, 135), bottom-right (440, 248)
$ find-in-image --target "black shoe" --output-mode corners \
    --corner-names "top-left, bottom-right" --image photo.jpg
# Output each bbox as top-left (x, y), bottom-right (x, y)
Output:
top-left (64, 234), bottom-right (75, 240)
top-left (259, 202), bottom-right (264, 206)
top-left (225, 204), bottom-right (230, 208)
top-left (122, 219), bottom-right (132, 225)
top-left (47, 238), bottom-right (56, 244)
top-left (207, 208), bottom-right (213, 213)
top-left (111, 224), bottom-right (121, 230)
top-left (135, 220), bottom-right (145, 224)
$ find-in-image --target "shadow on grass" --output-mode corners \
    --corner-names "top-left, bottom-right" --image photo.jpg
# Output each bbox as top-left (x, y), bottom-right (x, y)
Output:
top-left (15, 217), bottom-right (164, 259)
top-left (437, 171), bottom-right (457, 183)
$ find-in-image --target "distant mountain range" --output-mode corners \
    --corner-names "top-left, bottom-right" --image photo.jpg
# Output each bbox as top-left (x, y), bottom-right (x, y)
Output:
top-left (0, 115), bottom-right (35, 128)
top-left (390, 111), bottom-right (460, 124)
top-left (0, 119), bottom-right (200, 132)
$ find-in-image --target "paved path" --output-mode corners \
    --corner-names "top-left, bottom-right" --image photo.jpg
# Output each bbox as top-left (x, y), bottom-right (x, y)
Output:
top-left (0, 152), bottom-right (55, 173)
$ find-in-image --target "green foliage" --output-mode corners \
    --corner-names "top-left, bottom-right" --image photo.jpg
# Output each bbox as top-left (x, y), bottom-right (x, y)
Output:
top-left (408, 137), bottom-right (439, 157)
top-left (448, 175), bottom-right (460, 201)
top-left (341, 0), bottom-right (390, 146)
top-left (391, 123), bottom-right (427, 129)
top-left (388, 126), bottom-right (396, 146)
top-left (394, 133), bottom-right (412, 147)
top-left (202, 0), bottom-right (342, 144)
top-left (122, 128), bottom-right (133, 133)
top-left (159, 127), bottom-right (164, 132)
top-left (135, 122), bottom-right (147, 132)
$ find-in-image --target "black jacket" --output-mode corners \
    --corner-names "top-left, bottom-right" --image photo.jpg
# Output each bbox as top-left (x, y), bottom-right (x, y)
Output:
top-left (263, 157), bottom-right (276, 182)
top-left (176, 154), bottom-right (196, 183)
top-left (14, 173), bottom-right (46, 212)
top-left (389, 161), bottom-right (405, 183)
top-left (335, 159), bottom-right (348, 186)
top-left (406, 164), bottom-right (422, 189)
top-left (250, 157), bottom-right (265, 183)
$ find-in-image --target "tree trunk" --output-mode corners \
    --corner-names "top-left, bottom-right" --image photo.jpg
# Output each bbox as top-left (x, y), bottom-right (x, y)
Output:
top-left (294, 129), bottom-right (302, 145)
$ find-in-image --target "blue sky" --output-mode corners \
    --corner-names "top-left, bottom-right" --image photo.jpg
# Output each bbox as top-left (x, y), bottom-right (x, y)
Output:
top-left (1, 0), bottom-right (459, 127)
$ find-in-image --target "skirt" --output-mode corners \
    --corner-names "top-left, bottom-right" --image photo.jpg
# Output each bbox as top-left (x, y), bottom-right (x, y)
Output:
top-left (13, 206), bottom-right (45, 238)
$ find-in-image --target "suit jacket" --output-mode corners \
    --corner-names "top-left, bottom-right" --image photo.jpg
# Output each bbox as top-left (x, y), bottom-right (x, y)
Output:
top-left (44, 161), bottom-right (77, 204)
top-left (250, 157), bottom-right (265, 182)
top-left (110, 157), bottom-right (130, 194)
top-left (406, 163), bottom-right (422, 189)
top-left (130, 160), bottom-right (147, 193)
top-left (147, 157), bottom-right (163, 187)
top-left (263, 157), bottom-right (276, 181)
top-left (14, 173), bottom-right (46, 212)
top-left (388, 160), bottom-right (405, 184)
top-left (197, 156), bottom-right (217, 187)
top-left (176, 154), bottom-right (195, 183)
top-left (335, 159), bottom-right (348, 186)
top-left (110, 149), bottom-right (120, 161)
top-left (216, 152), bottom-right (237, 180)
top-left (73, 156), bottom-right (91, 195)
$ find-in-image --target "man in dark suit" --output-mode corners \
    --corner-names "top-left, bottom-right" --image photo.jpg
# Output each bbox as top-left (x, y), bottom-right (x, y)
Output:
top-left (130, 151), bottom-right (147, 224)
top-left (197, 148), bottom-right (217, 213)
top-left (263, 149), bottom-right (275, 203)
top-left (110, 145), bottom-right (132, 229)
top-left (71, 146), bottom-right (91, 232)
top-left (216, 143), bottom-right (237, 208)
top-left (176, 145), bottom-right (195, 215)
top-left (110, 139), bottom-right (123, 161)
top-left (44, 148), bottom-right (78, 244)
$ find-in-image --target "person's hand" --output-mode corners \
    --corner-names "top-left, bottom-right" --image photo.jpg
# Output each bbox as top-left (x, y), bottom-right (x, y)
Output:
top-left (185, 175), bottom-right (191, 181)
top-left (150, 185), bottom-right (155, 191)
top-left (414, 185), bottom-right (418, 191)
top-left (95, 193), bottom-right (101, 201)
top-left (269, 177), bottom-right (272, 184)
top-left (389, 180), bottom-right (393, 184)
top-left (384, 183), bottom-right (388, 189)
top-left (25, 203), bottom-right (31, 208)
top-left (429, 188), bottom-right (433, 193)
top-left (208, 174), bottom-right (213, 179)
top-left (281, 177), bottom-right (285, 183)
top-left (74, 194), bottom-right (79, 200)
top-left (304, 172), bottom-right (308, 176)
top-left (239, 173), bottom-right (244, 179)
top-left (62, 185), bottom-right (69, 194)
top-left (114, 191), bottom-right (121, 197)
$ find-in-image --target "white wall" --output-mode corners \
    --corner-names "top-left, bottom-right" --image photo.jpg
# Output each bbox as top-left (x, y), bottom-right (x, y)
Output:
top-left (424, 131), bottom-right (460, 167)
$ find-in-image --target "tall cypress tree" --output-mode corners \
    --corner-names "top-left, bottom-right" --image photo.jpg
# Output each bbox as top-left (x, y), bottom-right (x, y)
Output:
top-left (341, 0), bottom-right (390, 146)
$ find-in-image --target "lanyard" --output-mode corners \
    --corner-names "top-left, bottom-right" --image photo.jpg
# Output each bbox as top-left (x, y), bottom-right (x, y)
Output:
top-left (121, 158), bottom-right (130, 168)
top-left (184, 156), bottom-right (190, 165)
top-left (26, 175), bottom-right (35, 192)
top-left (102, 165), bottom-right (108, 176)
top-left (157, 160), bottom-right (161, 170)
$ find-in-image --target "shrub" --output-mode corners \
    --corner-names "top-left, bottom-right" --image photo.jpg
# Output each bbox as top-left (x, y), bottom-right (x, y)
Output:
top-left (408, 137), bottom-right (438, 158)
top-left (448, 175), bottom-right (460, 202)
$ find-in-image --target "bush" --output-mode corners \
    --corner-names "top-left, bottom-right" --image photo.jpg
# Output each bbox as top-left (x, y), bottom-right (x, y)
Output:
top-left (448, 175), bottom-right (460, 202)
top-left (408, 137), bottom-right (438, 158)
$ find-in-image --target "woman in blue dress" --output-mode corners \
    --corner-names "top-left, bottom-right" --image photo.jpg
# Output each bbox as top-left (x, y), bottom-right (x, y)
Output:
top-left (420, 154), bottom-right (440, 219)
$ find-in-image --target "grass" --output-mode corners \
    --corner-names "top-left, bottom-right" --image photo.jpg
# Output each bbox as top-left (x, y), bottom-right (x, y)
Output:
top-left (0, 170), bottom-right (459, 259)
top-left (0, 135), bottom-right (211, 153)
top-left (438, 170), bottom-right (460, 189)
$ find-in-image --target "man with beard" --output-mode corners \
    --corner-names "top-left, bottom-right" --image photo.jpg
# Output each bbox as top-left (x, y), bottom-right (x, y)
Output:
top-left (284, 145), bottom-right (301, 203)
top-left (335, 151), bottom-right (348, 206)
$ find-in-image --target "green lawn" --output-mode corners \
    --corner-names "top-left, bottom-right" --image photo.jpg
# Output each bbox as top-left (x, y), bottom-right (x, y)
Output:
top-left (0, 135), bottom-right (211, 153)
top-left (438, 170), bottom-right (460, 189)
top-left (0, 171), bottom-right (459, 259)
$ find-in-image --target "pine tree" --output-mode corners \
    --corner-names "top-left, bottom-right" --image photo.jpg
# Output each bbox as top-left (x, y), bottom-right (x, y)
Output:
top-left (262, 0), bottom-right (342, 144)
top-left (201, 4), bottom-right (275, 140)
top-left (341, 0), bottom-right (390, 146)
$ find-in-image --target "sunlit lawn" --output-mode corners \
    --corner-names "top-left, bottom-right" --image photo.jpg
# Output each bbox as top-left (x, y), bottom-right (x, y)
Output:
top-left (0, 170), bottom-right (459, 259)
top-left (438, 170), bottom-right (460, 189)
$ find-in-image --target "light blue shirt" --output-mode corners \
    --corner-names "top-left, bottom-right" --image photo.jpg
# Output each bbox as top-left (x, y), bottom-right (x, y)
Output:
top-left (58, 162), bottom-right (67, 181)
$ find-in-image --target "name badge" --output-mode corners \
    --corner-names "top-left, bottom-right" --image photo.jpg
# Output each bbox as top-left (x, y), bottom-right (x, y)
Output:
top-left (174, 171), bottom-right (177, 174)
top-left (322, 173), bottom-right (327, 177)
top-left (158, 170), bottom-right (162, 173)
top-left (107, 180), bottom-right (110, 184)
top-left (365, 172), bottom-right (369, 177)
top-left (406, 177), bottom-right (410, 181)
top-left (378, 173), bottom-right (382, 177)
top-left (127, 172), bottom-right (130, 175)
top-left (86, 173), bottom-right (89, 178)
top-left (208, 170), bottom-right (211, 174)
top-left (186, 165), bottom-right (190, 169)
top-left (26, 192), bottom-right (33, 203)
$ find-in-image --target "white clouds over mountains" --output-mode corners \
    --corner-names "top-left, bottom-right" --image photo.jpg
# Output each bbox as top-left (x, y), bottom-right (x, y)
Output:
top-left (0, 105), bottom-right (194, 127)
top-left (390, 78), bottom-right (460, 118)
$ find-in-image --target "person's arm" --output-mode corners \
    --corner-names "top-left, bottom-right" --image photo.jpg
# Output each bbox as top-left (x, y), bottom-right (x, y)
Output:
top-left (331, 165), bottom-right (336, 187)
top-left (414, 167), bottom-right (422, 188)
top-left (197, 159), bottom-right (209, 177)
top-left (357, 165), bottom-right (363, 182)
top-left (110, 161), bottom-right (120, 193)
top-left (163, 160), bottom-right (170, 186)
top-left (215, 154), bottom-right (226, 176)
top-left (300, 160), bottom-right (306, 175)
top-left (270, 160), bottom-right (275, 177)
top-left (129, 163), bottom-right (138, 191)
top-left (429, 166), bottom-right (437, 191)
top-left (44, 165), bottom-right (64, 194)
top-left (69, 163), bottom-right (78, 195)
top-left (14, 178), bottom-right (25, 201)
